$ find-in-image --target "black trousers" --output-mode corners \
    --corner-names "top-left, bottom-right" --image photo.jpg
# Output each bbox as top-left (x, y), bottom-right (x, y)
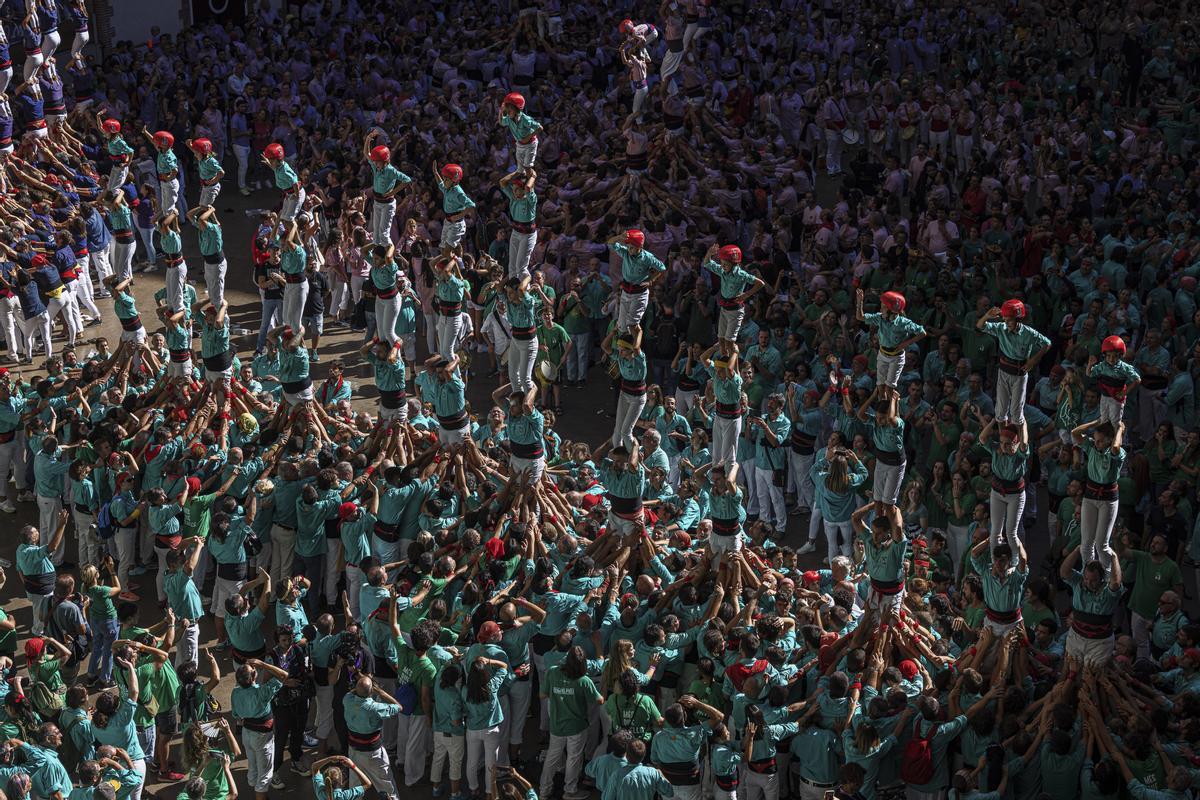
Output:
top-left (273, 698), bottom-right (310, 767)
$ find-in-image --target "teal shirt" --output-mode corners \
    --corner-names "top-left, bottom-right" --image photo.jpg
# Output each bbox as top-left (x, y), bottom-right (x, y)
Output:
top-left (273, 162), bottom-right (299, 190)
top-left (231, 678), bottom-right (281, 720)
top-left (33, 448), bottom-right (72, 498)
top-left (225, 607), bottom-right (266, 652)
top-left (864, 535), bottom-right (908, 583)
top-left (295, 492), bottom-right (339, 558)
top-left (113, 289), bottom-right (138, 320)
top-left (1063, 570), bottom-right (1124, 615)
top-left (981, 321), bottom-right (1051, 361)
top-left (618, 352), bottom-right (648, 382)
top-left (343, 692), bottom-right (402, 733)
top-left (147, 502), bottom-right (182, 536)
top-left (429, 373), bottom-right (467, 419)
top-left (370, 260), bottom-right (399, 291)
top-left (650, 724), bottom-right (708, 764)
top-left (969, 552), bottom-right (1029, 613)
top-left (709, 368), bottom-right (743, 406)
top-left (201, 318), bottom-right (230, 358)
top-left (192, 218), bottom-right (223, 256)
top-left (598, 461), bottom-right (646, 503)
top-left (106, 137), bottom-right (134, 157)
top-left (811, 459), bottom-right (868, 523)
top-left (91, 697), bottom-right (143, 760)
top-left (1090, 359), bottom-right (1140, 389)
top-left (507, 290), bottom-right (539, 329)
top-left (160, 226), bottom-right (182, 256)
top-left (164, 569), bottom-right (203, 620)
top-left (703, 260), bottom-right (758, 299)
top-left (372, 163), bottom-right (412, 196)
top-left (464, 666), bottom-right (508, 730)
top-left (501, 184), bottom-right (537, 223)
top-left (500, 111), bottom-right (541, 141)
top-left (866, 411), bottom-right (905, 455)
top-left (753, 412), bottom-right (791, 470)
top-left (610, 242), bottom-right (666, 285)
top-left (367, 352), bottom-right (406, 392)
top-left (279, 346), bottom-right (310, 384)
top-left (435, 274), bottom-right (470, 303)
top-left (281, 243), bottom-right (307, 275)
top-left (508, 408), bottom-right (544, 447)
top-left (1083, 440), bottom-right (1126, 485)
top-left (198, 155), bottom-right (222, 181)
top-left (109, 205), bottom-right (133, 231)
top-left (276, 597), bottom-right (309, 639)
top-left (340, 511), bottom-right (374, 566)
top-left (438, 181), bottom-right (475, 214)
top-left (156, 149), bottom-right (178, 175)
top-left (987, 442), bottom-right (1030, 482)
top-left (862, 312), bottom-right (925, 350)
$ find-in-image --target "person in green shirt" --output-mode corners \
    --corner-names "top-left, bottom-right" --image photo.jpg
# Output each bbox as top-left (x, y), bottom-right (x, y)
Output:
top-left (392, 624), bottom-right (438, 788)
top-left (1125, 535), bottom-right (1185, 661)
top-left (539, 647), bottom-right (604, 800)
top-left (978, 418), bottom-right (1030, 551)
top-left (181, 718), bottom-right (242, 800)
top-left (163, 540), bottom-right (205, 670)
top-left (1071, 419), bottom-right (1126, 570)
top-left (605, 669), bottom-right (662, 744)
top-left (535, 307), bottom-right (572, 413)
top-left (310, 755), bottom-right (370, 800)
top-left (463, 655), bottom-right (509, 798)
top-left (79, 559), bottom-right (122, 687)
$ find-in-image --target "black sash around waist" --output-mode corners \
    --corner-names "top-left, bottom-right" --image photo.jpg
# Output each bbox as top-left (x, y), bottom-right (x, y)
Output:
top-left (991, 476), bottom-right (1025, 495)
top-left (659, 761), bottom-right (702, 786)
top-left (282, 377), bottom-right (313, 394)
top-left (1083, 479), bottom-right (1118, 501)
top-left (510, 439), bottom-right (544, 460)
top-left (874, 447), bottom-right (904, 467)
top-left (1071, 608), bottom-right (1114, 640)
top-left (608, 494), bottom-right (643, 516)
top-left (119, 314), bottom-right (143, 332)
top-left (204, 349), bottom-right (235, 373)
top-left (379, 388), bottom-right (406, 410)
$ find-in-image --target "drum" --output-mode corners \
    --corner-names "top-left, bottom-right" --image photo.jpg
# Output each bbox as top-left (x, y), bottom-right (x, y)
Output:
top-left (841, 128), bottom-right (861, 145)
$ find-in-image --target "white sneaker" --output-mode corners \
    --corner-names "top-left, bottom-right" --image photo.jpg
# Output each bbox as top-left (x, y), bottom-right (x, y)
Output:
top-left (0, 500), bottom-right (14, 514)
top-left (797, 541), bottom-right (817, 555)
top-left (16, 490), bottom-right (35, 503)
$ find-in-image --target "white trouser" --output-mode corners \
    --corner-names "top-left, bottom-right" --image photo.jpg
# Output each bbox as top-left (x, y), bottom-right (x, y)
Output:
top-left (440, 218), bottom-right (467, 250)
top-left (269, 525), bottom-right (296, 585)
top-left (46, 294), bottom-right (78, 347)
top-left (617, 288), bottom-right (649, 330)
top-left (129, 758), bottom-right (146, 800)
top-left (107, 165), bottom-right (129, 193)
top-left (711, 414), bottom-right (742, 468)
top-left (74, 260), bottom-right (102, 317)
top-left (435, 311), bottom-right (463, 358)
top-left (0, 66), bottom-right (10, 95)
top-left (507, 677), bottom-right (533, 748)
top-left (24, 52), bottom-right (44, 82)
top-left (166, 263), bottom-right (187, 312)
top-left (465, 726), bottom-right (502, 793)
top-left (876, 349), bottom-right (905, 387)
top-left (1065, 629), bottom-right (1114, 667)
top-left (1079, 496), bottom-right (1118, 569)
top-left (995, 370), bottom-right (1028, 423)
top-left (166, 358), bottom-right (193, 378)
top-left (438, 422), bottom-right (470, 447)
top-left (988, 488), bottom-right (1026, 550)
top-left (930, 128), bottom-right (950, 158)
top-left (396, 714), bottom-right (432, 787)
top-left (823, 519), bottom-right (854, 560)
top-left (280, 187), bottom-right (306, 221)
top-left (675, 388), bottom-right (697, 415)
top-left (1131, 612), bottom-right (1154, 661)
top-left (946, 523), bottom-right (969, 569)
top-left (282, 281), bottom-right (308, 330)
top-left (232, 144), bottom-right (250, 190)
top-left (0, 437), bottom-right (27, 500)
top-left (112, 238), bottom-right (136, 281)
top-left (788, 450), bottom-right (815, 509)
top-left (508, 228), bottom-right (537, 278)
top-left (349, 744), bottom-right (396, 798)
top-left (514, 137), bottom-right (538, 171)
top-left (324, 539), bottom-right (341, 605)
top-left (867, 581), bottom-right (906, 614)
top-left (175, 619), bottom-right (199, 669)
top-left (375, 294), bottom-right (401, 345)
top-left (372, 199), bottom-right (396, 245)
top-left (314, 685), bottom-right (336, 739)
top-left (954, 133), bottom-right (973, 171)
top-left (27, 592), bottom-right (51, 635)
top-left (113, 526), bottom-right (136, 590)
top-left (540, 731), bottom-right (587, 798)
top-left (739, 460), bottom-right (758, 516)
top-left (199, 182), bottom-right (221, 208)
top-left (20, 312), bottom-right (52, 359)
top-left (661, 44), bottom-right (685, 81)
top-left (345, 564), bottom-right (364, 620)
top-left (378, 402), bottom-right (409, 423)
top-left (632, 82), bottom-right (649, 119)
top-left (717, 305), bottom-right (745, 341)
top-left (431, 732), bottom-right (465, 783)
top-left (509, 454), bottom-right (545, 485)
top-left (204, 257), bottom-right (227, 310)
top-left (508, 333), bottom-right (537, 392)
top-left (0, 295), bottom-right (21, 359)
top-left (38, 496), bottom-right (65, 565)
top-left (242, 728), bottom-right (275, 793)
top-left (1098, 395), bottom-right (1125, 425)
top-left (754, 463), bottom-right (787, 529)
top-left (872, 459), bottom-right (905, 505)
top-left (824, 128), bottom-right (843, 174)
top-left (159, 178), bottom-right (180, 214)
top-left (682, 22), bottom-right (706, 49)
top-left (612, 391), bottom-right (647, 449)
top-left (743, 766), bottom-right (780, 800)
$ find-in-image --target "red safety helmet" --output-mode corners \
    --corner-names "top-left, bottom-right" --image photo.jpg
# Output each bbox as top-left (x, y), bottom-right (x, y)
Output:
top-left (625, 229), bottom-right (645, 248)
top-left (369, 145), bottom-right (391, 163)
top-left (192, 137), bottom-right (213, 156)
top-left (1101, 335), bottom-right (1126, 355)
top-left (503, 92), bottom-right (526, 110)
top-left (440, 163), bottom-right (463, 182)
top-left (153, 131), bottom-right (174, 148)
top-left (1000, 299), bottom-right (1026, 319)
top-left (619, 18), bottom-right (635, 34)
top-left (880, 291), bottom-right (906, 313)
top-left (101, 118), bottom-right (121, 134)
top-left (718, 245), bottom-right (742, 263)
top-left (263, 143), bottom-right (285, 161)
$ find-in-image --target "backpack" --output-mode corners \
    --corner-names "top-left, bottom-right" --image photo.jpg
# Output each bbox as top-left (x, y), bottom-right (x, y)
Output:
top-left (95, 500), bottom-right (116, 540)
top-left (652, 314), bottom-right (681, 359)
top-left (58, 714), bottom-right (86, 775)
top-left (900, 720), bottom-right (938, 785)
top-left (179, 680), bottom-right (221, 726)
top-left (30, 681), bottom-right (64, 720)
top-left (48, 597), bottom-right (91, 667)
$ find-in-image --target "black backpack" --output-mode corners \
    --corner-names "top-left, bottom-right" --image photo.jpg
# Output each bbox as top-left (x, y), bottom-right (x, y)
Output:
top-left (653, 314), bottom-right (681, 359)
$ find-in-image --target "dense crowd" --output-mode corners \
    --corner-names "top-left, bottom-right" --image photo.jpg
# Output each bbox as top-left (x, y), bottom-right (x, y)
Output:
top-left (0, 1), bottom-right (1199, 800)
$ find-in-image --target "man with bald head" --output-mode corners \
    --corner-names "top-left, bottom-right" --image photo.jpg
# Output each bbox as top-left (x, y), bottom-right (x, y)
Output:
top-left (343, 673), bottom-right (403, 800)
top-left (496, 594), bottom-right (547, 769)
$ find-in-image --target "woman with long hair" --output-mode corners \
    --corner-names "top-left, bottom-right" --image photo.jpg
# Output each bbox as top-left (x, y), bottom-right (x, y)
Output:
top-left (80, 557), bottom-right (121, 688)
top-left (310, 755), bottom-right (371, 800)
top-left (811, 448), bottom-right (869, 562)
top-left (463, 655), bottom-right (509, 800)
top-left (181, 718), bottom-right (241, 800)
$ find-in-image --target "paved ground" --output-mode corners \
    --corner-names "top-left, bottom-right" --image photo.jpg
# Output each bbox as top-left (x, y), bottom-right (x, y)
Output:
top-left (0, 166), bottom-right (1064, 799)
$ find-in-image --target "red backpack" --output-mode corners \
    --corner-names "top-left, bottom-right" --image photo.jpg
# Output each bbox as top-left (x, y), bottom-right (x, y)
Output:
top-left (899, 720), bottom-right (939, 785)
